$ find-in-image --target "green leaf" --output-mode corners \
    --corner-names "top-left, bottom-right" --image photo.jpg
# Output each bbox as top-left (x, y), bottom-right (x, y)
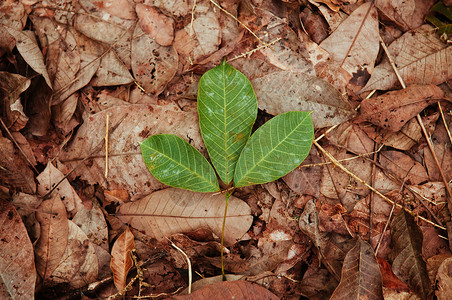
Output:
top-left (234, 111), bottom-right (314, 187)
top-left (198, 59), bottom-right (258, 185)
top-left (140, 134), bottom-right (220, 193)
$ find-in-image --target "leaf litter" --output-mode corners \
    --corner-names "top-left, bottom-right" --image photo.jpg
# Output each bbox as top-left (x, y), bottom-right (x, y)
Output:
top-left (0, 0), bottom-right (452, 298)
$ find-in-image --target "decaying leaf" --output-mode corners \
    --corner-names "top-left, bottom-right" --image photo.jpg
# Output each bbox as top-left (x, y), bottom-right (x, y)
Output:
top-left (169, 280), bottom-right (279, 300)
top-left (330, 238), bottom-right (383, 300)
top-left (136, 4), bottom-right (174, 46)
top-left (252, 71), bottom-right (355, 128)
top-left (362, 25), bottom-right (452, 92)
top-left (117, 188), bottom-right (253, 246)
top-left (0, 71), bottom-right (30, 130)
top-left (391, 209), bottom-right (432, 299)
top-left (34, 195), bottom-right (69, 282)
top-left (320, 2), bottom-right (380, 82)
top-left (59, 103), bottom-right (203, 201)
top-left (355, 84), bottom-right (444, 132)
top-left (379, 150), bottom-right (428, 185)
top-left (424, 118), bottom-right (452, 182)
top-left (72, 204), bottom-right (109, 252)
top-left (111, 227), bottom-right (135, 291)
top-left (436, 257), bottom-right (452, 300)
top-left (0, 201), bottom-right (36, 299)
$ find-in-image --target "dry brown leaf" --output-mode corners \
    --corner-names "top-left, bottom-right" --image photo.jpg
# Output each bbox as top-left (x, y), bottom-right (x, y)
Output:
top-left (0, 71), bottom-right (30, 130)
top-left (300, 7), bottom-right (329, 44)
top-left (117, 188), bottom-right (253, 246)
top-left (252, 71), bottom-right (355, 128)
top-left (0, 1), bottom-right (27, 55)
top-left (0, 137), bottom-right (35, 194)
top-left (34, 195), bottom-right (69, 282)
top-left (391, 210), bottom-right (432, 299)
top-left (132, 24), bottom-right (178, 94)
top-left (51, 94), bottom-right (79, 135)
top-left (424, 118), bottom-right (452, 182)
top-left (59, 104), bottom-right (203, 201)
top-left (51, 220), bottom-right (98, 288)
top-left (320, 2), bottom-right (379, 82)
top-left (436, 257), bottom-right (452, 300)
top-left (93, 0), bottom-right (136, 20)
top-left (330, 237), bottom-right (384, 300)
top-left (362, 25), bottom-right (452, 92)
top-left (91, 50), bottom-right (134, 87)
top-left (169, 280), bottom-right (279, 300)
top-left (37, 162), bottom-right (84, 216)
top-left (375, 0), bottom-right (436, 32)
top-left (4, 27), bottom-right (52, 88)
top-left (0, 200), bottom-right (36, 299)
top-left (137, 4), bottom-right (174, 46)
top-left (111, 227), bottom-right (135, 291)
top-left (380, 150), bottom-right (428, 185)
top-left (144, 0), bottom-right (191, 17)
top-left (356, 85), bottom-right (444, 132)
top-left (326, 121), bottom-right (375, 155)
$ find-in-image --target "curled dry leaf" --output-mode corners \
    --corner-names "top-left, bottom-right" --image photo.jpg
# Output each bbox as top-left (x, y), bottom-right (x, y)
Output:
top-left (34, 195), bottom-right (69, 282)
top-left (0, 137), bottom-right (36, 194)
top-left (320, 2), bottom-right (379, 82)
top-left (0, 201), bottom-right (36, 299)
top-left (436, 257), bottom-right (452, 300)
top-left (117, 188), bottom-right (253, 246)
top-left (379, 150), bottom-right (428, 185)
top-left (391, 209), bottom-right (432, 299)
top-left (362, 25), bottom-right (452, 92)
top-left (3, 27), bottom-right (52, 88)
top-left (330, 237), bottom-right (383, 300)
top-left (51, 220), bottom-right (98, 288)
top-left (111, 227), bottom-right (135, 291)
top-left (0, 71), bottom-right (30, 130)
top-left (169, 280), bottom-right (279, 300)
top-left (355, 84), bottom-right (444, 132)
top-left (252, 71), bottom-right (355, 128)
top-left (59, 104), bottom-right (203, 201)
top-left (132, 24), bottom-right (178, 94)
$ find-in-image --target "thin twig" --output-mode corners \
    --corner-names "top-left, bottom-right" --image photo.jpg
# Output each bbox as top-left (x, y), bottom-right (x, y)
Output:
top-left (227, 38), bottom-right (282, 62)
top-left (438, 102), bottom-right (452, 146)
top-left (105, 113), bottom-right (109, 178)
top-left (168, 238), bottom-right (192, 294)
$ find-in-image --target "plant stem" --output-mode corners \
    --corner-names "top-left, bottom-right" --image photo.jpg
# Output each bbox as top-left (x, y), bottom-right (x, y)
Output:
top-left (220, 192), bottom-right (230, 281)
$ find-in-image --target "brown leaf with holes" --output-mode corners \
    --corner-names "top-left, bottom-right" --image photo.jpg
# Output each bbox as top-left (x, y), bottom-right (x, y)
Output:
top-left (111, 227), bottom-right (135, 291)
top-left (355, 84), bottom-right (444, 132)
top-left (0, 200), bottom-right (36, 299)
top-left (391, 209), bottom-right (432, 299)
top-left (117, 188), bottom-right (252, 246)
top-left (169, 280), bottom-right (279, 300)
top-left (330, 237), bottom-right (383, 300)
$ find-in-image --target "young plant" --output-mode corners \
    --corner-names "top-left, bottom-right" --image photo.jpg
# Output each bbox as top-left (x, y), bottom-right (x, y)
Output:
top-left (140, 60), bottom-right (314, 279)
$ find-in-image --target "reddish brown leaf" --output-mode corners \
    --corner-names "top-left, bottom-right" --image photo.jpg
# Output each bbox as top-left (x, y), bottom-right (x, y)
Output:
top-left (355, 84), bottom-right (444, 132)
top-left (377, 258), bottom-right (410, 291)
top-left (169, 280), bottom-right (279, 300)
top-left (34, 195), bottom-right (69, 282)
top-left (0, 200), bottom-right (36, 298)
top-left (436, 257), bottom-right (452, 300)
top-left (136, 4), bottom-right (174, 46)
top-left (379, 150), bottom-right (428, 185)
top-left (330, 237), bottom-right (383, 300)
top-left (391, 210), bottom-right (432, 299)
top-left (111, 227), bottom-right (135, 291)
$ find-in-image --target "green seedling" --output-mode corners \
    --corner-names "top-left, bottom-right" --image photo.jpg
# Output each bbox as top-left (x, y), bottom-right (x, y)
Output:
top-left (140, 60), bottom-right (314, 279)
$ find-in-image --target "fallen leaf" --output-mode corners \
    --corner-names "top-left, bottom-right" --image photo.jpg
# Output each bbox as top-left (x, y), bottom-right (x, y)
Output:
top-left (300, 7), bottom-right (329, 44)
top-left (144, 0), bottom-right (191, 17)
top-left (362, 25), bottom-right (452, 92)
top-left (427, 254), bottom-right (451, 284)
top-left (375, 0), bottom-right (436, 32)
top-left (93, 0), bottom-right (136, 20)
top-left (379, 150), bottom-right (428, 185)
top-left (330, 237), bottom-right (383, 300)
top-left (59, 104), bottom-right (203, 201)
top-left (435, 257), bottom-right (452, 300)
top-left (320, 2), bottom-right (379, 82)
top-left (111, 227), bottom-right (135, 291)
top-left (424, 118), bottom-right (452, 181)
top-left (377, 258), bottom-right (410, 291)
top-left (355, 85), bottom-right (444, 132)
top-left (4, 27), bottom-right (52, 88)
top-left (326, 121), bottom-right (375, 155)
top-left (117, 188), bottom-right (253, 246)
top-left (0, 200), bottom-right (36, 299)
top-left (0, 71), bottom-right (30, 130)
top-left (252, 71), bottom-right (355, 128)
top-left (51, 220), bottom-right (98, 288)
top-left (132, 23), bottom-right (178, 94)
top-left (391, 209), bottom-right (432, 299)
top-left (169, 280), bottom-right (279, 300)
top-left (91, 50), bottom-right (134, 87)
top-left (137, 4), bottom-right (174, 46)
top-left (34, 195), bottom-right (69, 283)
top-left (37, 162), bottom-right (84, 216)
top-left (72, 204), bottom-right (109, 252)
top-left (0, 137), bottom-right (36, 194)
top-left (0, 1), bottom-right (27, 55)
